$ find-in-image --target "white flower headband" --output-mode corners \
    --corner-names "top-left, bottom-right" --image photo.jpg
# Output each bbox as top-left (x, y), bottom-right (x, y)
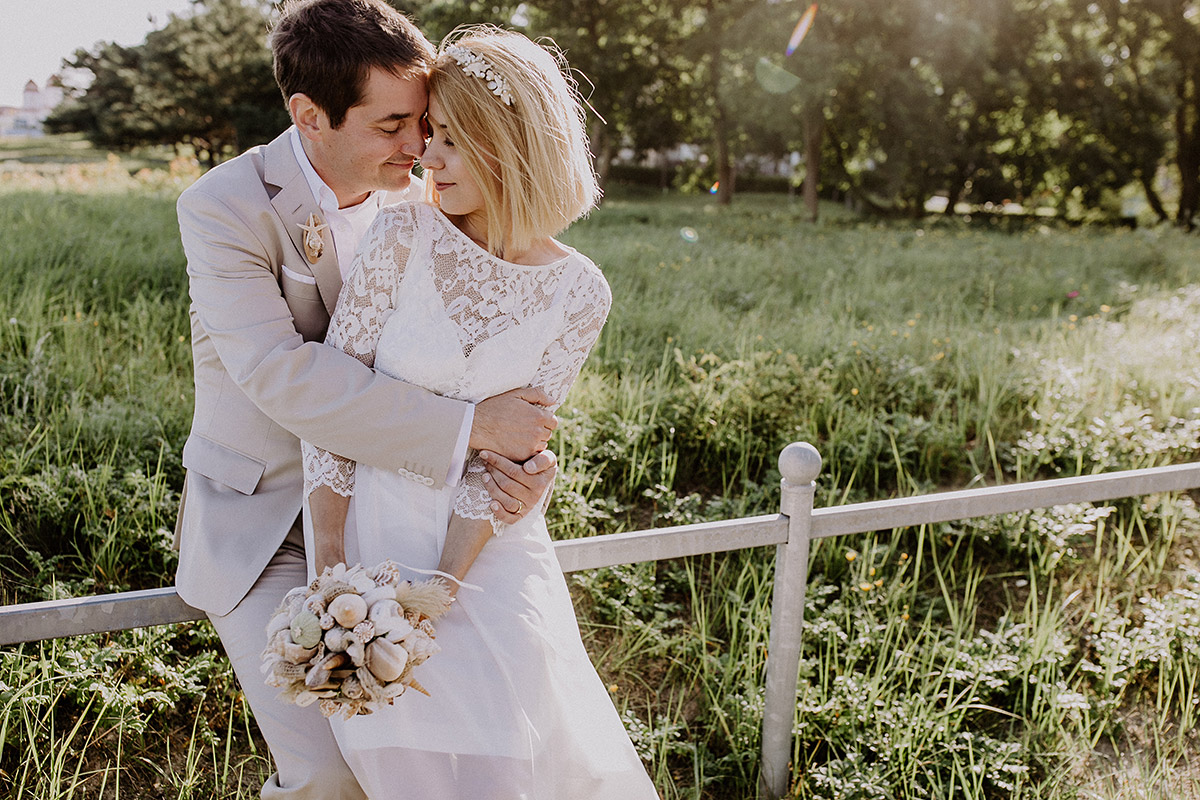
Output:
top-left (445, 44), bottom-right (514, 107)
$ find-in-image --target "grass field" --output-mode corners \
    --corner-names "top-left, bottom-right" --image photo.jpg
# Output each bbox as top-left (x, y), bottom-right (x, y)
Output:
top-left (1, 140), bottom-right (1199, 798)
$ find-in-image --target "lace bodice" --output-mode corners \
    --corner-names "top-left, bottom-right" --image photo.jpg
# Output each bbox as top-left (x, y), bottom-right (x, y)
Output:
top-left (302, 202), bottom-right (610, 530)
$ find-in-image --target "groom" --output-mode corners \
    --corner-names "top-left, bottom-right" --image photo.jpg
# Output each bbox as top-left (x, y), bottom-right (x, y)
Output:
top-left (174, 0), bottom-right (557, 797)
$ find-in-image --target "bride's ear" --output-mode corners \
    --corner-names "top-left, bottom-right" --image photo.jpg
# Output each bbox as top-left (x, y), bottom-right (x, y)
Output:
top-left (289, 94), bottom-right (325, 142)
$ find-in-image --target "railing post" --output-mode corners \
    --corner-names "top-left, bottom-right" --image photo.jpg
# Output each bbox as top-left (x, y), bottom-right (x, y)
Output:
top-left (760, 441), bottom-right (821, 799)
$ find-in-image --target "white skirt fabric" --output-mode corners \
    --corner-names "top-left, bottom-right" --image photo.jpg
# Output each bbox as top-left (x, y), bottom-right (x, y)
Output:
top-left (326, 463), bottom-right (659, 800)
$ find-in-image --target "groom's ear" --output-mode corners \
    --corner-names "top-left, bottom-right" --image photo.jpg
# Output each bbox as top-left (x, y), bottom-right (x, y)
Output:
top-left (289, 93), bottom-right (325, 141)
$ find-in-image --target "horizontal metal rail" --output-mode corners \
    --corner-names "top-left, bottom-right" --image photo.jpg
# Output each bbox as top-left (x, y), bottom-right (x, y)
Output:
top-left (0, 514), bottom-right (791, 646)
top-left (554, 514), bottom-right (788, 572)
top-left (0, 587), bottom-right (205, 646)
top-left (809, 461), bottom-right (1200, 540)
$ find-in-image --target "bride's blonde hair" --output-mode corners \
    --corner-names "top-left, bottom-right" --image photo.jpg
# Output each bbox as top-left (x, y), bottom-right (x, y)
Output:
top-left (426, 26), bottom-right (600, 258)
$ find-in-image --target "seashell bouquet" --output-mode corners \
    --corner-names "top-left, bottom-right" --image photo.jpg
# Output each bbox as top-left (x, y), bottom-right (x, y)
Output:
top-left (262, 561), bottom-right (453, 718)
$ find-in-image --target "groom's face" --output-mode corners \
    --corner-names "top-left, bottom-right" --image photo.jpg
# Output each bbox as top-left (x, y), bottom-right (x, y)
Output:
top-left (309, 67), bottom-right (429, 208)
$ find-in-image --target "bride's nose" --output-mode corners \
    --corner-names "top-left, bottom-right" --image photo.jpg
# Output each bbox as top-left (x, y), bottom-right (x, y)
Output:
top-left (420, 144), bottom-right (443, 170)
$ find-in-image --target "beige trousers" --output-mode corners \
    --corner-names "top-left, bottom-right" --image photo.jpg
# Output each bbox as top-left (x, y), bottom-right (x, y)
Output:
top-left (208, 522), bottom-right (366, 800)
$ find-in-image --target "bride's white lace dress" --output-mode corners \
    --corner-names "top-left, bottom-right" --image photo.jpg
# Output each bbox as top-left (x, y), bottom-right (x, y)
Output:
top-left (301, 202), bottom-right (657, 799)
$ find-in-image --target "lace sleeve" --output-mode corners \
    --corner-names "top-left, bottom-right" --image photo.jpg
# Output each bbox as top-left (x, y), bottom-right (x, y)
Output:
top-left (302, 206), bottom-right (417, 498)
top-left (454, 264), bottom-right (612, 529)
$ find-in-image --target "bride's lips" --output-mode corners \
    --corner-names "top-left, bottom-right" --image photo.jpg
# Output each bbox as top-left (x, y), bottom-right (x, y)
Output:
top-left (435, 182), bottom-right (454, 192)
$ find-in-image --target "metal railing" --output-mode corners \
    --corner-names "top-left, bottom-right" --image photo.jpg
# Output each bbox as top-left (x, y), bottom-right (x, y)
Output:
top-left (2, 442), bottom-right (1199, 799)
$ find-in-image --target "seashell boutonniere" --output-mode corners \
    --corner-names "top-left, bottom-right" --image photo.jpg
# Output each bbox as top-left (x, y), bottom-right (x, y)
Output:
top-left (298, 212), bottom-right (329, 265)
top-left (262, 561), bottom-right (453, 718)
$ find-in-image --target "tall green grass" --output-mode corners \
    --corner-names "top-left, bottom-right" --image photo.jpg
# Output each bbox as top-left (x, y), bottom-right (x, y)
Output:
top-left (1, 156), bottom-right (1199, 798)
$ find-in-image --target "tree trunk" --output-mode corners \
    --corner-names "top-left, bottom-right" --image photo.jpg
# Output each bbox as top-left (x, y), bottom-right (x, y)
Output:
top-left (705, 19), bottom-right (734, 207)
top-left (825, 118), bottom-right (895, 217)
top-left (802, 104), bottom-right (822, 222)
top-left (1175, 71), bottom-right (1200, 229)
top-left (713, 106), bottom-right (734, 205)
top-left (590, 120), bottom-right (612, 192)
top-left (943, 187), bottom-right (961, 216)
top-left (1140, 173), bottom-right (1169, 223)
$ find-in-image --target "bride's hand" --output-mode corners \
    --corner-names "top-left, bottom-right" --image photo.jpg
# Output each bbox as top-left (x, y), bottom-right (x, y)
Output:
top-left (431, 575), bottom-right (459, 602)
top-left (481, 449), bottom-right (557, 524)
top-left (313, 537), bottom-right (346, 576)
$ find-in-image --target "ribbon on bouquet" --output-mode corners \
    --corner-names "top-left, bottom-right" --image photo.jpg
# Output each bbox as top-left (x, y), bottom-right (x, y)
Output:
top-left (389, 560), bottom-right (483, 594)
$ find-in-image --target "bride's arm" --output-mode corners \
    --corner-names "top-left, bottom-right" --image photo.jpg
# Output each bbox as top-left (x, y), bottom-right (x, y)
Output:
top-left (309, 486), bottom-right (352, 574)
top-left (302, 211), bottom-right (412, 570)
top-left (436, 514), bottom-right (492, 599)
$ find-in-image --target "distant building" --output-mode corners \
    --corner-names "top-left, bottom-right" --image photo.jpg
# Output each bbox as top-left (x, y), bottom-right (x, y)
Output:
top-left (0, 79), bottom-right (65, 137)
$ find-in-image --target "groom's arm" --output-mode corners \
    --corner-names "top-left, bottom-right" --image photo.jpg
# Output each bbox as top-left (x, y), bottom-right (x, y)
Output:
top-left (180, 185), bottom-right (466, 481)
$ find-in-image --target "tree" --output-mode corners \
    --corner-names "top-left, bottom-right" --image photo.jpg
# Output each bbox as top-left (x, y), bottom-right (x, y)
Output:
top-left (44, 0), bottom-right (1180, 219)
top-left (1037, 0), bottom-right (1182, 224)
top-left (46, 0), bottom-right (287, 165)
top-left (776, 0), bottom-right (1054, 218)
top-left (618, 0), bottom-right (1053, 214)
top-left (44, 42), bottom-right (157, 148)
top-left (521, 0), bottom-right (696, 188)
top-left (145, 0), bottom-right (287, 164)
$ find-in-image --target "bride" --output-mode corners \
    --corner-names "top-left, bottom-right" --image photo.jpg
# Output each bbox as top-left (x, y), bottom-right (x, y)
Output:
top-left (300, 26), bottom-right (659, 800)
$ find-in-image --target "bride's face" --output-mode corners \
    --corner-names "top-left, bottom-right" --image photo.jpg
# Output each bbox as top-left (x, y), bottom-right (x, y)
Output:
top-left (421, 96), bottom-right (487, 231)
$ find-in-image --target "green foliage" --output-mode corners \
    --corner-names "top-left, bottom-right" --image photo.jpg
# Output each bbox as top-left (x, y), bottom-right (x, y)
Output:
top-left (1038, 1), bottom-right (1190, 224)
top-left (47, 0), bottom-right (287, 164)
top-left (0, 626), bottom-right (268, 797)
top-left (0, 189), bottom-right (191, 604)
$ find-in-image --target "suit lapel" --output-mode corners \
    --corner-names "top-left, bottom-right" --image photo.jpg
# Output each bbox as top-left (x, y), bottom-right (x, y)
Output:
top-left (264, 130), bottom-right (342, 317)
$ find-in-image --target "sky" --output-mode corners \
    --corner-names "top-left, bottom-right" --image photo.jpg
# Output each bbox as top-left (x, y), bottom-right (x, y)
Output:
top-left (0, 0), bottom-right (195, 107)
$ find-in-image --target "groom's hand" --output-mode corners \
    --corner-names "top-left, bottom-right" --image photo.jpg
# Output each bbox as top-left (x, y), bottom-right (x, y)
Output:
top-left (470, 387), bottom-right (557, 462)
top-left (481, 449), bottom-right (558, 524)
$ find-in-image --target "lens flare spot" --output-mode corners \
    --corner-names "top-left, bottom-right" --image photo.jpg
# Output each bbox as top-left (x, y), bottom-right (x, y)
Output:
top-left (680, 227), bottom-right (699, 243)
top-left (755, 58), bottom-right (801, 94)
top-left (786, 4), bottom-right (818, 56)
top-left (708, 182), bottom-right (720, 195)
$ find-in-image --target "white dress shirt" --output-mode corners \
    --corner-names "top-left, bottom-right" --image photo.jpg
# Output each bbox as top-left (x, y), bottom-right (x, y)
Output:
top-left (290, 127), bottom-right (472, 484)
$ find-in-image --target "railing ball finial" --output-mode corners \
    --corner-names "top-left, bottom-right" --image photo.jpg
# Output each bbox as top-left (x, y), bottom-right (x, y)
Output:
top-left (779, 441), bottom-right (822, 486)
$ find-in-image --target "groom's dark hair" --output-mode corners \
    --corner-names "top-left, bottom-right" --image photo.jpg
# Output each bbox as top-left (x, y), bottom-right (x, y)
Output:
top-left (271, 0), bottom-right (434, 129)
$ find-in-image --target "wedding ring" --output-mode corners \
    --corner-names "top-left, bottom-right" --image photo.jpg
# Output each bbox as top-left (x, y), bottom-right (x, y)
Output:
top-left (515, 500), bottom-right (525, 515)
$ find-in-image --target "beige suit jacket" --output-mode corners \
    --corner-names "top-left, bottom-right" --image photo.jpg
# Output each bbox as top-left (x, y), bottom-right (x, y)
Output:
top-left (175, 129), bottom-right (468, 616)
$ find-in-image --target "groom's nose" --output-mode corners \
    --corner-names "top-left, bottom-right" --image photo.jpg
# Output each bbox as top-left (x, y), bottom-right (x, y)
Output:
top-left (400, 133), bottom-right (426, 159)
